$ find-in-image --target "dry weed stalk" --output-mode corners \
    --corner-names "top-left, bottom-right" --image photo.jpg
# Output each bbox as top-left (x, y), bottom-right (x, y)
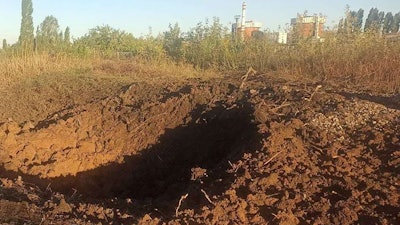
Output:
top-left (240, 67), bottom-right (257, 89)
top-left (304, 85), bottom-right (322, 102)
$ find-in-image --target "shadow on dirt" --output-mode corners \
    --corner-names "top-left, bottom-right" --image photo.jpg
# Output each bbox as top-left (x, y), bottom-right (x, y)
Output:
top-left (57, 103), bottom-right (258, 200)
top-left (338, 92), bottom-right (400, 110)
top-left (0, 101), bottom-right (260, 219)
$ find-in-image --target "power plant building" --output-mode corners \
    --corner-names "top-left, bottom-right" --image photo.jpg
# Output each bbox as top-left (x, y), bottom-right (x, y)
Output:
top-left (290, 15), bottom-right (326, 39)
top-left (232, 21), bottom-right (263, 39)
top-left (232, 2), bottom-right (263, 39)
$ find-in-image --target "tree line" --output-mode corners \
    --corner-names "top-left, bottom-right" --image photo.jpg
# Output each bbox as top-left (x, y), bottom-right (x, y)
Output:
top-left (3, 0), bottom-right (70, 53)
top-left (338, 6), bottom-right (400, 34)
top-left (2, 0), bottom-right (400, 64)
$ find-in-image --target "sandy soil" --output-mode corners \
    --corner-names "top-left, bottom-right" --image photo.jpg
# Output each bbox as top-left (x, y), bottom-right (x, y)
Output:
top-left (0, 73), bottom-right (399, 225)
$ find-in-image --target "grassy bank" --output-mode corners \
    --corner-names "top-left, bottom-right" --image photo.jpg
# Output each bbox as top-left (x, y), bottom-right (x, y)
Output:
top-left (0, 53), bottom-right (220, 123)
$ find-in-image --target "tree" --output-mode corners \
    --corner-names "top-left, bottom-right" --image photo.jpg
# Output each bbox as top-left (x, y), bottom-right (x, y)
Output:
top-left (378, 11), bottom-right (385, 26)
top-left (354, 9), bottom-right (364, 32)
top-left (383, 12), bottom-right (394, 34)
top-left (163, 23), bottom-right (182, 60)
top-left (338, 7), bottom-right (364, 35)
top-left (393, 12), bottom-right (400, 33)
top-left (19, 0), bottom-right (34, 53)
top-left (36, 15), bottom-right (61, 51)
top-left (365, 8), bottom-right (380, 32)
top-left (183, 17), bottom-right (230, 69)
top-left (2, 39), bottom-right (7, 50)
top-left (64, 26), bottom-right (71, 43)
top-left (75, 25), bottom-right (135, 52)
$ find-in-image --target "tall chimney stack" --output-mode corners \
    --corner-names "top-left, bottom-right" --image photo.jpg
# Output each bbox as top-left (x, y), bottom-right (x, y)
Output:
top-left (241, 1), bottom-right (246, 40)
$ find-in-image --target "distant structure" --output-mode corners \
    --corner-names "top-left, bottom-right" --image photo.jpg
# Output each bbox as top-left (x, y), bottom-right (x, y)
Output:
top-left (290, 14), bottom-right (326, 40)
top-left (232, 2), bottom-right (263, 39)
top-left (278, 32), bottom-right (288, 44)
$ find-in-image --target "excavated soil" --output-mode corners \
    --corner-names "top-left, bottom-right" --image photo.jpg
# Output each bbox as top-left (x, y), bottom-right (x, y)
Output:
top-left (0, 74), bottom-right (399, 225)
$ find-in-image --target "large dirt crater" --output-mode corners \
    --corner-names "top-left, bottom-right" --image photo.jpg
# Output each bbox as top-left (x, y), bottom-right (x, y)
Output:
top-left (0, 77), bottom-right (399, 224)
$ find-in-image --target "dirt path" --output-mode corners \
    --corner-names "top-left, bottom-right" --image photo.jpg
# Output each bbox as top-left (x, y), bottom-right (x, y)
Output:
top-left (0, 75), bottom-right (399, 224)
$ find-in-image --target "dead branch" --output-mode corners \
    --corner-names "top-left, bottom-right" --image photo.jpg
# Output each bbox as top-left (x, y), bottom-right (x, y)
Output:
top-left (175, 193), bottom-right (189, 217)
top-left (201, 189), bottom-right (216, 206)
top-left (240, 67), bottom-right (257, 89)
top-left (304, 85), bottom-right (322, 101)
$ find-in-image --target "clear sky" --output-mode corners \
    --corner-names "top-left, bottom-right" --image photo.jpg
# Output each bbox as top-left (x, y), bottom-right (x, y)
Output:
top-left (1, 0), bottom-right (399, 44)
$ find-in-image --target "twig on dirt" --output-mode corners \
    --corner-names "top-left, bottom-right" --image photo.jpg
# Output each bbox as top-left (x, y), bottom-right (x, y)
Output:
top-left (240, 67), bottom-right (257, 89)
top-left (270, 99), bottom-right (291, 113)
top-left (304, 85), bottom-right (322, 101)
top-left (175, 193), bottom-right (189, 217)
top-left (68, 188), bottom-right (78, 201)
top-left (266, 193), bottom-right (280, 198)
top-left (228, 160), bottom-right (234, 169)
top-left (257, 99), bottom-right (291, 118)
top-left (272, 103), bottom-right (291, 112)
top-left (271, 213), bottom-right (279, 221)
top-left (201, 189), bottom-right (216, 206)
top-left (131, 112), bottom-right (168, 132)
top-left (228, 160), bottom-right (242, 173)
top-left (263, 151), bottom-right (283, 166)
top-left (45, 183), bottom-right (52, 193)
top-left (207, 96), bottom-right (218, 107)
top-left (309, 144), bottom-right (323, 154)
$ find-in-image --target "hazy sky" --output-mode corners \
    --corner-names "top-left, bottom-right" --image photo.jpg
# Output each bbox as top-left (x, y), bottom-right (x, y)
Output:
top-left (1, 0), bottom-right (399, 44)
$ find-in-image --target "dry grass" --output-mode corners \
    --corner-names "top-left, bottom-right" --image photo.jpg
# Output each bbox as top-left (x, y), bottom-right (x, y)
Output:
top-left (93, 58), bottom-right (220, 81)
top-left (239, 33), bottom-right (400, 93)
top-left (0, 53), bottom-right (93, 85)
top-left (182, 32), bottom-right (400, 93)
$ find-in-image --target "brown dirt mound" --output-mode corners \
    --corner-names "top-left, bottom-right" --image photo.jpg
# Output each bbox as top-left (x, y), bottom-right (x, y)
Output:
top-left (0, 75), bottom-right (399, 225)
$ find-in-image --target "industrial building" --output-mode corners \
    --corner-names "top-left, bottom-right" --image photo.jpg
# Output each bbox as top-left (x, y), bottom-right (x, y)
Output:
top-left (290, 14), bottom-right (326, 39)
top-left (232, 2), bottom-right (263, 39)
